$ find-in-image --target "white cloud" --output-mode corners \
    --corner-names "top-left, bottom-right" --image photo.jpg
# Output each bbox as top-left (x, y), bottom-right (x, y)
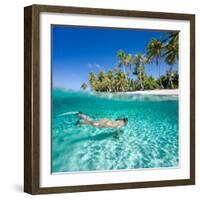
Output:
top-left (87, 63), bottom-right (104, 71)
top-left (87, 63), bottom-right (93, 70)
top-left (95, 64), bottom-right (103, 70)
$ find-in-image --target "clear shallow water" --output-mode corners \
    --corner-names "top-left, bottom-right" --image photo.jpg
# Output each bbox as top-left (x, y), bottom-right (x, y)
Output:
top-left (52, 88), bottom-right (179, 173)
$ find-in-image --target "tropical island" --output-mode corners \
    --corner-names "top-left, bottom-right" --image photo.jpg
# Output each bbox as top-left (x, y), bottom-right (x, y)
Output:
top-left (81, 32), bottom-right (179, 94)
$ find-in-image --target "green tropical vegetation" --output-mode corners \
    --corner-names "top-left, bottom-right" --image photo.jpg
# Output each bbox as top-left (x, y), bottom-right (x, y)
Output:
top-left (81, 32), bottom-right (179, 92)
top-left (81, 83), bottom-right (88, 90)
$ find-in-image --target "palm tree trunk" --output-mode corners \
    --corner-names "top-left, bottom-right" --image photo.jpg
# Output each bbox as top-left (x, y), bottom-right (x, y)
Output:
top-left (123, 64), bottom-right (129, 81)
top-left (139, 71), bottom-right (144, 91)
top-left (158, 63), bottom-right (164, 89)
top-left (170, 77), bottom-right (174, 89)
top-left (123, 66), bottom-right (126, 77)
top-left (169, 66), bottom-right (174, 89)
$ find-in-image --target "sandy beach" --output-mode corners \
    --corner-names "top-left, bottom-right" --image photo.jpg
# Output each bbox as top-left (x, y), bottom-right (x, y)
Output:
top-left (92, 89), bottom-right (179, 99)
top-left (125, 89), bottom-right (179, 95)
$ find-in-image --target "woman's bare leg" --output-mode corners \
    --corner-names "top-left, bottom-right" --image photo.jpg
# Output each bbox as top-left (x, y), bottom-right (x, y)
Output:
top-left (116, 128), bottom-right (120, 138)
top-left (78, 113), bottom-right (94, 124)
top-left (77, 120), bottom-right (88, 125)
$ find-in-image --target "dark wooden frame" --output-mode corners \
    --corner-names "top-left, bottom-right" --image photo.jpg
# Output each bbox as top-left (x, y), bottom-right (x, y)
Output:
top-left (24, 4), bottom-right (195, 195)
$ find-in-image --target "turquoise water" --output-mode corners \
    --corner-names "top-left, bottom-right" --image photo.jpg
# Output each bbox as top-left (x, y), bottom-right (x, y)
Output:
top-left (52, 88), bottom-right (179, 173)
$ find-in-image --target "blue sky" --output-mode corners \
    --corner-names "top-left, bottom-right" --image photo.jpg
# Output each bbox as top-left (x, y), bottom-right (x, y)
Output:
top-left (52, 25), bottom-right (178, 90)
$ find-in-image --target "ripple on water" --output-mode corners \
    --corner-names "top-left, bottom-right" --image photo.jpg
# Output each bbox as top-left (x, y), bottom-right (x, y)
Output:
top-left (52, 89), bottom-right (179, 173)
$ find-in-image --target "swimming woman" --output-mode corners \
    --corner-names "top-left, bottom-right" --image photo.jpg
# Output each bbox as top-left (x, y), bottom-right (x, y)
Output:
top-left (77, 112), bottom-right (128, 138)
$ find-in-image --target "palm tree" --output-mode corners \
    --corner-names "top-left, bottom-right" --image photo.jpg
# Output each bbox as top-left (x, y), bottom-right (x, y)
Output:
top-left (89, 72), bottom-right (97, 91)
top-left (117, 50), bottom-right (134, 83)
top-left (147, 39), bottom-right (164, 89)
top-left (124, 53), bottom-right (134, 80)
top-left (163, 32), bottom-right (179, 88)
top-left (117, 50), bottom-right (126, 74)
top-left (133, 53), bottom-right (147, 90)
top-left (114, 70), bottom-right (128, 92)
top-left (98, 71), bottom-right (110, 92)
top-left (107, 70), bottom-right (114, 92)
top-left (81, 83), bottom-right (87, 90)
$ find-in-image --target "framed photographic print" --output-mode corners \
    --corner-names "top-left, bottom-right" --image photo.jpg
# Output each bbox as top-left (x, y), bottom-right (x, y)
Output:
top-left (24, 4), bottom-right (195, 194)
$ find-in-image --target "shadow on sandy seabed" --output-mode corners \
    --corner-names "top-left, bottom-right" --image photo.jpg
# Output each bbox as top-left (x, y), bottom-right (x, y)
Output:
top-left (67, 130), bottom-right (120, 145)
